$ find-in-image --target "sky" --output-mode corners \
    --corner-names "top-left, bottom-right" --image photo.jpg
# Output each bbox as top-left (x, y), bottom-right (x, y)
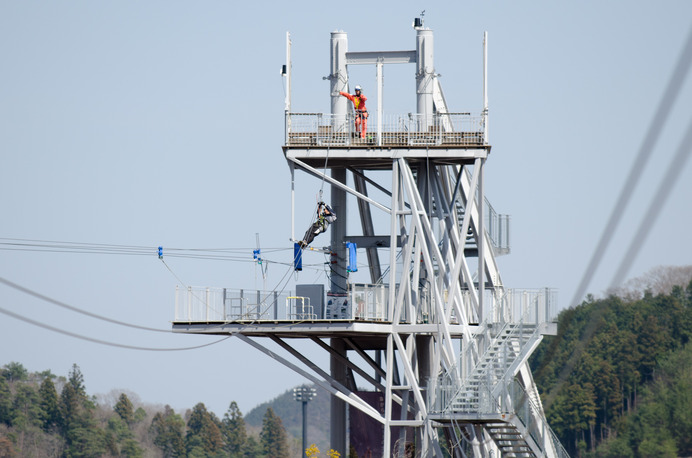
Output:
top-left (1, 1), bottom-right (691, 419)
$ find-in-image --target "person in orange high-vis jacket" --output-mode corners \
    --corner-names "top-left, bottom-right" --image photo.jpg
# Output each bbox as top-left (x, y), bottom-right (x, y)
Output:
top-left (339, 85), bottom-right (368, 138)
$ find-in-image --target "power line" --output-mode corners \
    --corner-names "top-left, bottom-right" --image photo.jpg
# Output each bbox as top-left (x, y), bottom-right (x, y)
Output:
top-left (0, 276), bottom-right (170, 333)
top-left (0, 238), bottom-right (290, 262)
top-left (542, 24), bottom-right (692, 411)
top-left (609, 114), bottom-right (692, 289)
top-left (0, 305), bottom-right (232, 351)
top-left (568, 24), bottom-right (692, 308)
top-left (0, 237), bottom-right (343, 273)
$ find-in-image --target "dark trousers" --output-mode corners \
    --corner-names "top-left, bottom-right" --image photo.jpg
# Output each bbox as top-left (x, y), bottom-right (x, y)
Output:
top-left (302, 221), bottom-right (326, 246)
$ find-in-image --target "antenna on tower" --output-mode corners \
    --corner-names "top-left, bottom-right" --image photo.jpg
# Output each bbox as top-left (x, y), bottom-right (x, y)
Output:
top-left (413, 10), bottom-right (425, 29)
top-left (282, 31), bottom-right (292, 113)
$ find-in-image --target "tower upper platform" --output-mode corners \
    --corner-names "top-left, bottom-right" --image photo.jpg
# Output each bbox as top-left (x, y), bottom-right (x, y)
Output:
top-left (283, 112), bottom-right (490, 170)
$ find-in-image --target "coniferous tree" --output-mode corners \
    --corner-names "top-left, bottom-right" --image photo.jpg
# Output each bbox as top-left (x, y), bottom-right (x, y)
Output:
top-left (0, 375), bottom-right (11, 426)
top-left (222, 400), bottom-right (247, 456)
top-left (134, 406), bottom-right (147, 423)
top-left (38, 377), bottom-right (61, 432)
top-left (185, 403), bottom-right (224, 457)
top-left (532, 272), bottom-right (692, 456)
top-left (106, 414), bottom-right (144, 458)
top-left (11, 383), bottom-right (42, 429)
top-left (242, 435), bottom-right (264, 457)
top-left (59, 364), bottom-right (105, 457)
top-left (2, 362), bottom-right (28, 383)
top-left (150, 405), bottom-right (185, 457)
top-left (114, 393), bottom-right (135, 426)
top-left (107, 393), bottom-right (144, 458)
top-left (260, 407), bottom-right (289, 458)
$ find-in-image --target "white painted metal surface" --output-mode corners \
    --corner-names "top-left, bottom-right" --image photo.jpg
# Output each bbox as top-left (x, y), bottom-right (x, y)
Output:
top-left (284, 112), bottom-right (486, 147)
top-left (173, 23), bottom-right (567, 458)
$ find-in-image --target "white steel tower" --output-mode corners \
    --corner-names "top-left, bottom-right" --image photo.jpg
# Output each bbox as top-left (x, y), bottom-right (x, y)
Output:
top-left (173, 21), bottom-right (568, 458)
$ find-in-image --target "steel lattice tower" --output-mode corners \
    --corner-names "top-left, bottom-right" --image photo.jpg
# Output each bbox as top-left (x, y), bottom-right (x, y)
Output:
top-left (173, 21), bottom-right (568, 458)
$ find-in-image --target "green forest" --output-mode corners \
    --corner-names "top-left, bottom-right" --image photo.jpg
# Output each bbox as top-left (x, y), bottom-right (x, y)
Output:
top-left (1, 267), bottom-right (691, 457)
top-left (531, 271), bottom-right (692, 457)
top-left (0, 362), bottom-right (294, 457)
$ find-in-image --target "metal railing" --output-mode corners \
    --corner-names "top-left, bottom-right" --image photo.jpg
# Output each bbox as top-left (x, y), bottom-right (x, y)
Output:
top-left (431, 379), bottom-right (569, 457)
top-left (510, 381), bottom-right (571, 458)
top-left (348, 283), bottom-right (389, 321)
top-left (488, 288), bottom-right (558, 326)
top-left (286, 296), bottom-right (316, 320)
top-left (285, 112), bottom-right (486, 147)
top-left (485, 199), bottom-right (510, 255)
top-left (431, 288), bottom-right (558, 412)
top-left (174, 286), bottom-right (294, 322)
top-left (174, 285), bottom-right (557, 327)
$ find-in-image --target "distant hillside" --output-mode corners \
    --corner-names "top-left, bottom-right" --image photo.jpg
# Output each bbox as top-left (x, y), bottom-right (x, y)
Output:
top-left (3, 264), bottom-right (689, 457)
top-left (246, 384), bottom-right (331, 452)
top-left (530, 266), bottom-right (692, 457)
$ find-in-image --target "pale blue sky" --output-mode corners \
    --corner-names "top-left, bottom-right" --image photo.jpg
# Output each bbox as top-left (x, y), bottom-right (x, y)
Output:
top-left (1, 1), bottom-right (691, 417)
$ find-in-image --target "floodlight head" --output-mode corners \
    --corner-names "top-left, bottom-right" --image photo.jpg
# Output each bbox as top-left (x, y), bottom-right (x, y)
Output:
top-left (293, 385), bottom-right (317, 402)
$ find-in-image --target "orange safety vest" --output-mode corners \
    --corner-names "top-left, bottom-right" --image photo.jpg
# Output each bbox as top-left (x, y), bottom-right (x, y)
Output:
top-left (339, 91), bottom-right (368, 113)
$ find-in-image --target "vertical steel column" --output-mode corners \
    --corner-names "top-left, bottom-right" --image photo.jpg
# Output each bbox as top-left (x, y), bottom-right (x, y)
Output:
top-left (388, 160), bottom-right (399, 322)
top-left (479, 159), bottom-right (485, 321)
top-left (383, 334), bottom-right (394, 458)
top-left (329, 30), bottom-right (349, 456)
top-left (354, 174), bottom-right (382, 283)
top-left (302, 400), bottom-right (308, 457)
top-left (330, 338), bottom-right (347, 455)
top-left (290, 162), bottom-right (295, 241)
top-left (330, 167), bottom-right (347, 294)
top-left (416, 28), bottom-right (434, 130)
top-left (331, 31), bottom-right (349, 133)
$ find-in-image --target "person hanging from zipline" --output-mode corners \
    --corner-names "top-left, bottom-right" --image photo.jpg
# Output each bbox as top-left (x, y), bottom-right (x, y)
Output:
top-left (300, 201), bottom-right (337, 248)
top-left (339, 85), bottom-right (368, 139)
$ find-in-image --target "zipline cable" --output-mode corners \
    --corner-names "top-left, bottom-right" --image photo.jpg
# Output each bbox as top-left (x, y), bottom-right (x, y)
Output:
top-left (0, 276), bottom-right (171, 333)
top-left (568, 24), bottom-right (692, 309)
top-left (609, 113), bottom-right (692, 290)
top-left (542, 25), bottom-right (692, 411)
top-left (0, 305), bottom-right (231, 352)
top-left (0, 238), bottom-right (290, 262)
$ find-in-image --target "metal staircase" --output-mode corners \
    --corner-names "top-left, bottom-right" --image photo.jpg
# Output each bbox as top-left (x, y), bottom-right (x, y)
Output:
top-left (486, 421), bottom-right (535, 458)
top-left (424, 180), bottom-right (510, 256)
top-left (447, 321), bottom-right (541, 413)
top-left (430, 288), bottom-right (568, 457)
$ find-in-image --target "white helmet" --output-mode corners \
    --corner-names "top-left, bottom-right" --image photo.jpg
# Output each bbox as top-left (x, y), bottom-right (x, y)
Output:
top-left (355, 85), bottom-right (362, 91)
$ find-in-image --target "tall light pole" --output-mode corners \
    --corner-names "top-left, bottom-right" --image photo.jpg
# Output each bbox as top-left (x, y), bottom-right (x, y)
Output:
top-left (293, 385), bottom-right (317, 457)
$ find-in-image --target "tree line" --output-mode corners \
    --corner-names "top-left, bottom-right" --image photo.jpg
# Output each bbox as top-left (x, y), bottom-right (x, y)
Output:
top-left (531, 272), bottom-right (692, 457)
top-left (0, 362), bottom-right (291, 457)
top-left (3, 266), bottom-right (691, 457)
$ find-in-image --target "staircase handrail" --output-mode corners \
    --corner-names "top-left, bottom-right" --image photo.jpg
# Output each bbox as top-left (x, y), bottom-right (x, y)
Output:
top-left (434, 288), bottom-right (550, 414)
top-left (510, 380), bottom-right (570, 458)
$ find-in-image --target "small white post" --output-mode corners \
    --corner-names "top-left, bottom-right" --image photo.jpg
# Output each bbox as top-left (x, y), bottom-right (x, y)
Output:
top-left (483, 31), bottom-right (489, 144)
top-left (377, 60), bottom-right (383, 146)
top-left (283, 32), bottom-right (292, 144)
top-left (290, 162), bottom-right (295, 242)
top-left (206, 287), bottom-right (210, 321)
top-left (174, 285), bottom-right (179, 321)
top-left (285, 31), bottom-right (292, 113)
top-left (187, 286), bottom-right (192, 321)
